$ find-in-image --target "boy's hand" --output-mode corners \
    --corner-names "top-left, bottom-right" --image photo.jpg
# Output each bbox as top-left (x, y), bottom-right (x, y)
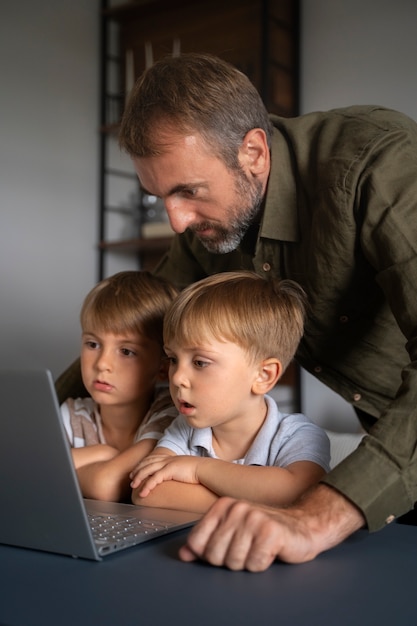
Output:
top-left (130, 454), bottom-right (202, 497)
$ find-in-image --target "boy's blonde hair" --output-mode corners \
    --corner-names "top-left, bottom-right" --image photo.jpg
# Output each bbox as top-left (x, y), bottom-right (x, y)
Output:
top-left (81, 271), bottom-right (178, 349)
top-left (163, 271), bottom-right (307, 372)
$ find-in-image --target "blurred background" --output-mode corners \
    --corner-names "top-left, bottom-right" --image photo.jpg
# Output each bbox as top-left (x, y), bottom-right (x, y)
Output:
top-left (1, 0), bottom-right (416, 431)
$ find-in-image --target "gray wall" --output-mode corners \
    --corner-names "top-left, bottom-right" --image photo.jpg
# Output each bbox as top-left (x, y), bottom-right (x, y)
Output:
top-left (299, 0), bottom-right (417, 430)
top-left (0, 1), bottom-right (99, 378)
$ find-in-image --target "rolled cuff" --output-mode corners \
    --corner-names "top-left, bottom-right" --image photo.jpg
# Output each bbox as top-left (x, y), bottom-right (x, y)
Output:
top-left (321, 440), bottom-right (414, 531)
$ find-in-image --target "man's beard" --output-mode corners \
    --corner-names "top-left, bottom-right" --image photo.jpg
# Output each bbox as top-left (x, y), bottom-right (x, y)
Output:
top-left (190, 169), bottom-right (264, 254)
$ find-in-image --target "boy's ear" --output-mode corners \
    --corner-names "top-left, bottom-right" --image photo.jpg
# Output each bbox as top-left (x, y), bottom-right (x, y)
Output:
top-left (252, 358), bottom-right (282, 395)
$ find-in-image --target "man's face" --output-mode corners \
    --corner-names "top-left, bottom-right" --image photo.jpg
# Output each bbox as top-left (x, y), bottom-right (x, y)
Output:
top-left (132, 132), bottom-right (265, 254)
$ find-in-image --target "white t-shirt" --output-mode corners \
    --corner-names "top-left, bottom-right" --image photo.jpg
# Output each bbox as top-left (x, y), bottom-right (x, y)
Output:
top-left (61, 386), bottom-right (177, 448)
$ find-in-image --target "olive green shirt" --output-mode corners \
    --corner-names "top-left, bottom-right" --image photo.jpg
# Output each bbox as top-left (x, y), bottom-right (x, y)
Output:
top-left (155, 105), bottom-right (417, 531)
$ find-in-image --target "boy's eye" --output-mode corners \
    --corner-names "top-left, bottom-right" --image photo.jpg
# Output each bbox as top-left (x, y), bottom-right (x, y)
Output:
top-left (86, 340), bottom-right (99, 349)
top-left (120, 348), bottom-right (136, 357)
top-left (167, 356), bottom-right (177, 365)
top-left (194, 359), bottom-right (209, 368)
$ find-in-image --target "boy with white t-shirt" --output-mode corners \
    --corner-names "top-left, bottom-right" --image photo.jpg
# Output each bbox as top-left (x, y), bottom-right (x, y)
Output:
top-left (60, 270), bottom-right (178, 502)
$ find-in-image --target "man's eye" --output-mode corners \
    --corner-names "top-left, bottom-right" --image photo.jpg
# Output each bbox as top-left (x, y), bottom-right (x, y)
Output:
top-left (181, 188), bottom-right (197, 198)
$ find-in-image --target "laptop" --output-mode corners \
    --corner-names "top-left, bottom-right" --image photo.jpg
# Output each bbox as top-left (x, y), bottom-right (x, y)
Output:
top-left (0, 369), bottom-right (200, 560)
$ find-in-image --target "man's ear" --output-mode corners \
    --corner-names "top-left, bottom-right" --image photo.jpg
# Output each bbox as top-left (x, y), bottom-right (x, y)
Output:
top-left (252, 358), bottom-right (282, 395)
top-left (238, 128), bottom-right (270, 177)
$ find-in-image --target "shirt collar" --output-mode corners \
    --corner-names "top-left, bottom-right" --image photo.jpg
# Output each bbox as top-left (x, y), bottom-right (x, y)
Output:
top-left (189, 424), bottom-right (215, 455)
top-left (187, 395), bottom-right (279, 463)
top-left (260, 123), bottom-right (299, 242)
top-left (244, 395), bottom-right (279, 465)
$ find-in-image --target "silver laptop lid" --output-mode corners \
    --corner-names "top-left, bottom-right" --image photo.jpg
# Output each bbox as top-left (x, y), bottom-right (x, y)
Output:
top-left (0, 369), bottom-right (199, 560)
top-left (0, 369), bottom-right (100, 559)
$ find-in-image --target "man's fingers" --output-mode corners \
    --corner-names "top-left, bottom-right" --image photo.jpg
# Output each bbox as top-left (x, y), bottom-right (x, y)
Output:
top-left (180, 498), bottom-right (287, 572)
top-left (238, 515), bottom-right (283, 571)
top-left (208, 502), bottom-right (279, 571)
top-left (200, 500), bottom-right (255, 568)
top-left (182, 498), bottom-right (275, 570)
top-left (182, 497), bottom-right (237, 563)
top-left (178, 543), bottom-right (198, 562)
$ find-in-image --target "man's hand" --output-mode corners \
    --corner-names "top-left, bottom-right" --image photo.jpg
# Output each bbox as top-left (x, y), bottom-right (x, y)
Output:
top-left (179, 485), bottom-right (365, 572)
top-left (130, 453), bottom-right (202, 497)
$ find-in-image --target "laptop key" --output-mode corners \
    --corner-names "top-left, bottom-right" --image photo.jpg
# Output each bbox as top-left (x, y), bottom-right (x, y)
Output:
top-left (88, 514), bottom-right (175, 545)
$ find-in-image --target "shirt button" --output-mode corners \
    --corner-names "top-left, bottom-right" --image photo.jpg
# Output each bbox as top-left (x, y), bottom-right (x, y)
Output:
top-left (385, 514), bottom-right (395, 524)
top-left (339, 315), bottom-right (349, 323)
top-left (314, 365), bottom-right (322, 373)
top-left (262, 263), bottom-right (271, 272)
top-left (353, 393), bottom-right (361, 402)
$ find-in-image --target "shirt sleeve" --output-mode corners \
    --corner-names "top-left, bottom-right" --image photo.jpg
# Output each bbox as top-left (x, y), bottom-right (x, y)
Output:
top-left (59, 397), bottom-right (101, 447)
top-left (154, 415), bottom-right (193, 455)
top-left (322, 112), bottom-right (417, 530)
top-left (271, 415), bottom-right (331, 472)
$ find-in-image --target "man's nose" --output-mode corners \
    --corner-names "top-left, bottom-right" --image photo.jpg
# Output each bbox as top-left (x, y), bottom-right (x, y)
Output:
top-left (164, 197), bottom-right (196, 233)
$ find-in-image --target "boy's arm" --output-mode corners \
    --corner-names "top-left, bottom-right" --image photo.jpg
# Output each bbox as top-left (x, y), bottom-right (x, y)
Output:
top-left (131, 447), bottom-right (218, 513)
top-left (132, 454), bottom-right (326, 507)
top-left (72, 445), bottom-right (119, 469)
top-left (196, 459), bottom-right (326, 506)
top-left (75, 438), bottom-right (157, 502)
top-left (132, 480), bottom-right (218, 513)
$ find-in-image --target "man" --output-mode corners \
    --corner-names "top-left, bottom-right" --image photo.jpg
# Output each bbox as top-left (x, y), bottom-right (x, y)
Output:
top-left (119, 52), bottom-right (417, 570)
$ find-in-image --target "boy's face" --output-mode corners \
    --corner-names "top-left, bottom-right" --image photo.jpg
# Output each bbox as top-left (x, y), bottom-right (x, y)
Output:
top-left (80, 330), bottom-right (163, 409)
top-left (164, 336), bottom-right (262, 431)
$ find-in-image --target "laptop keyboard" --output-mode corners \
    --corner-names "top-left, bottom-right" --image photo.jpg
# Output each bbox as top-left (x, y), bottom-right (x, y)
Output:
top-left (89, 513), bottom-right (176, 548)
